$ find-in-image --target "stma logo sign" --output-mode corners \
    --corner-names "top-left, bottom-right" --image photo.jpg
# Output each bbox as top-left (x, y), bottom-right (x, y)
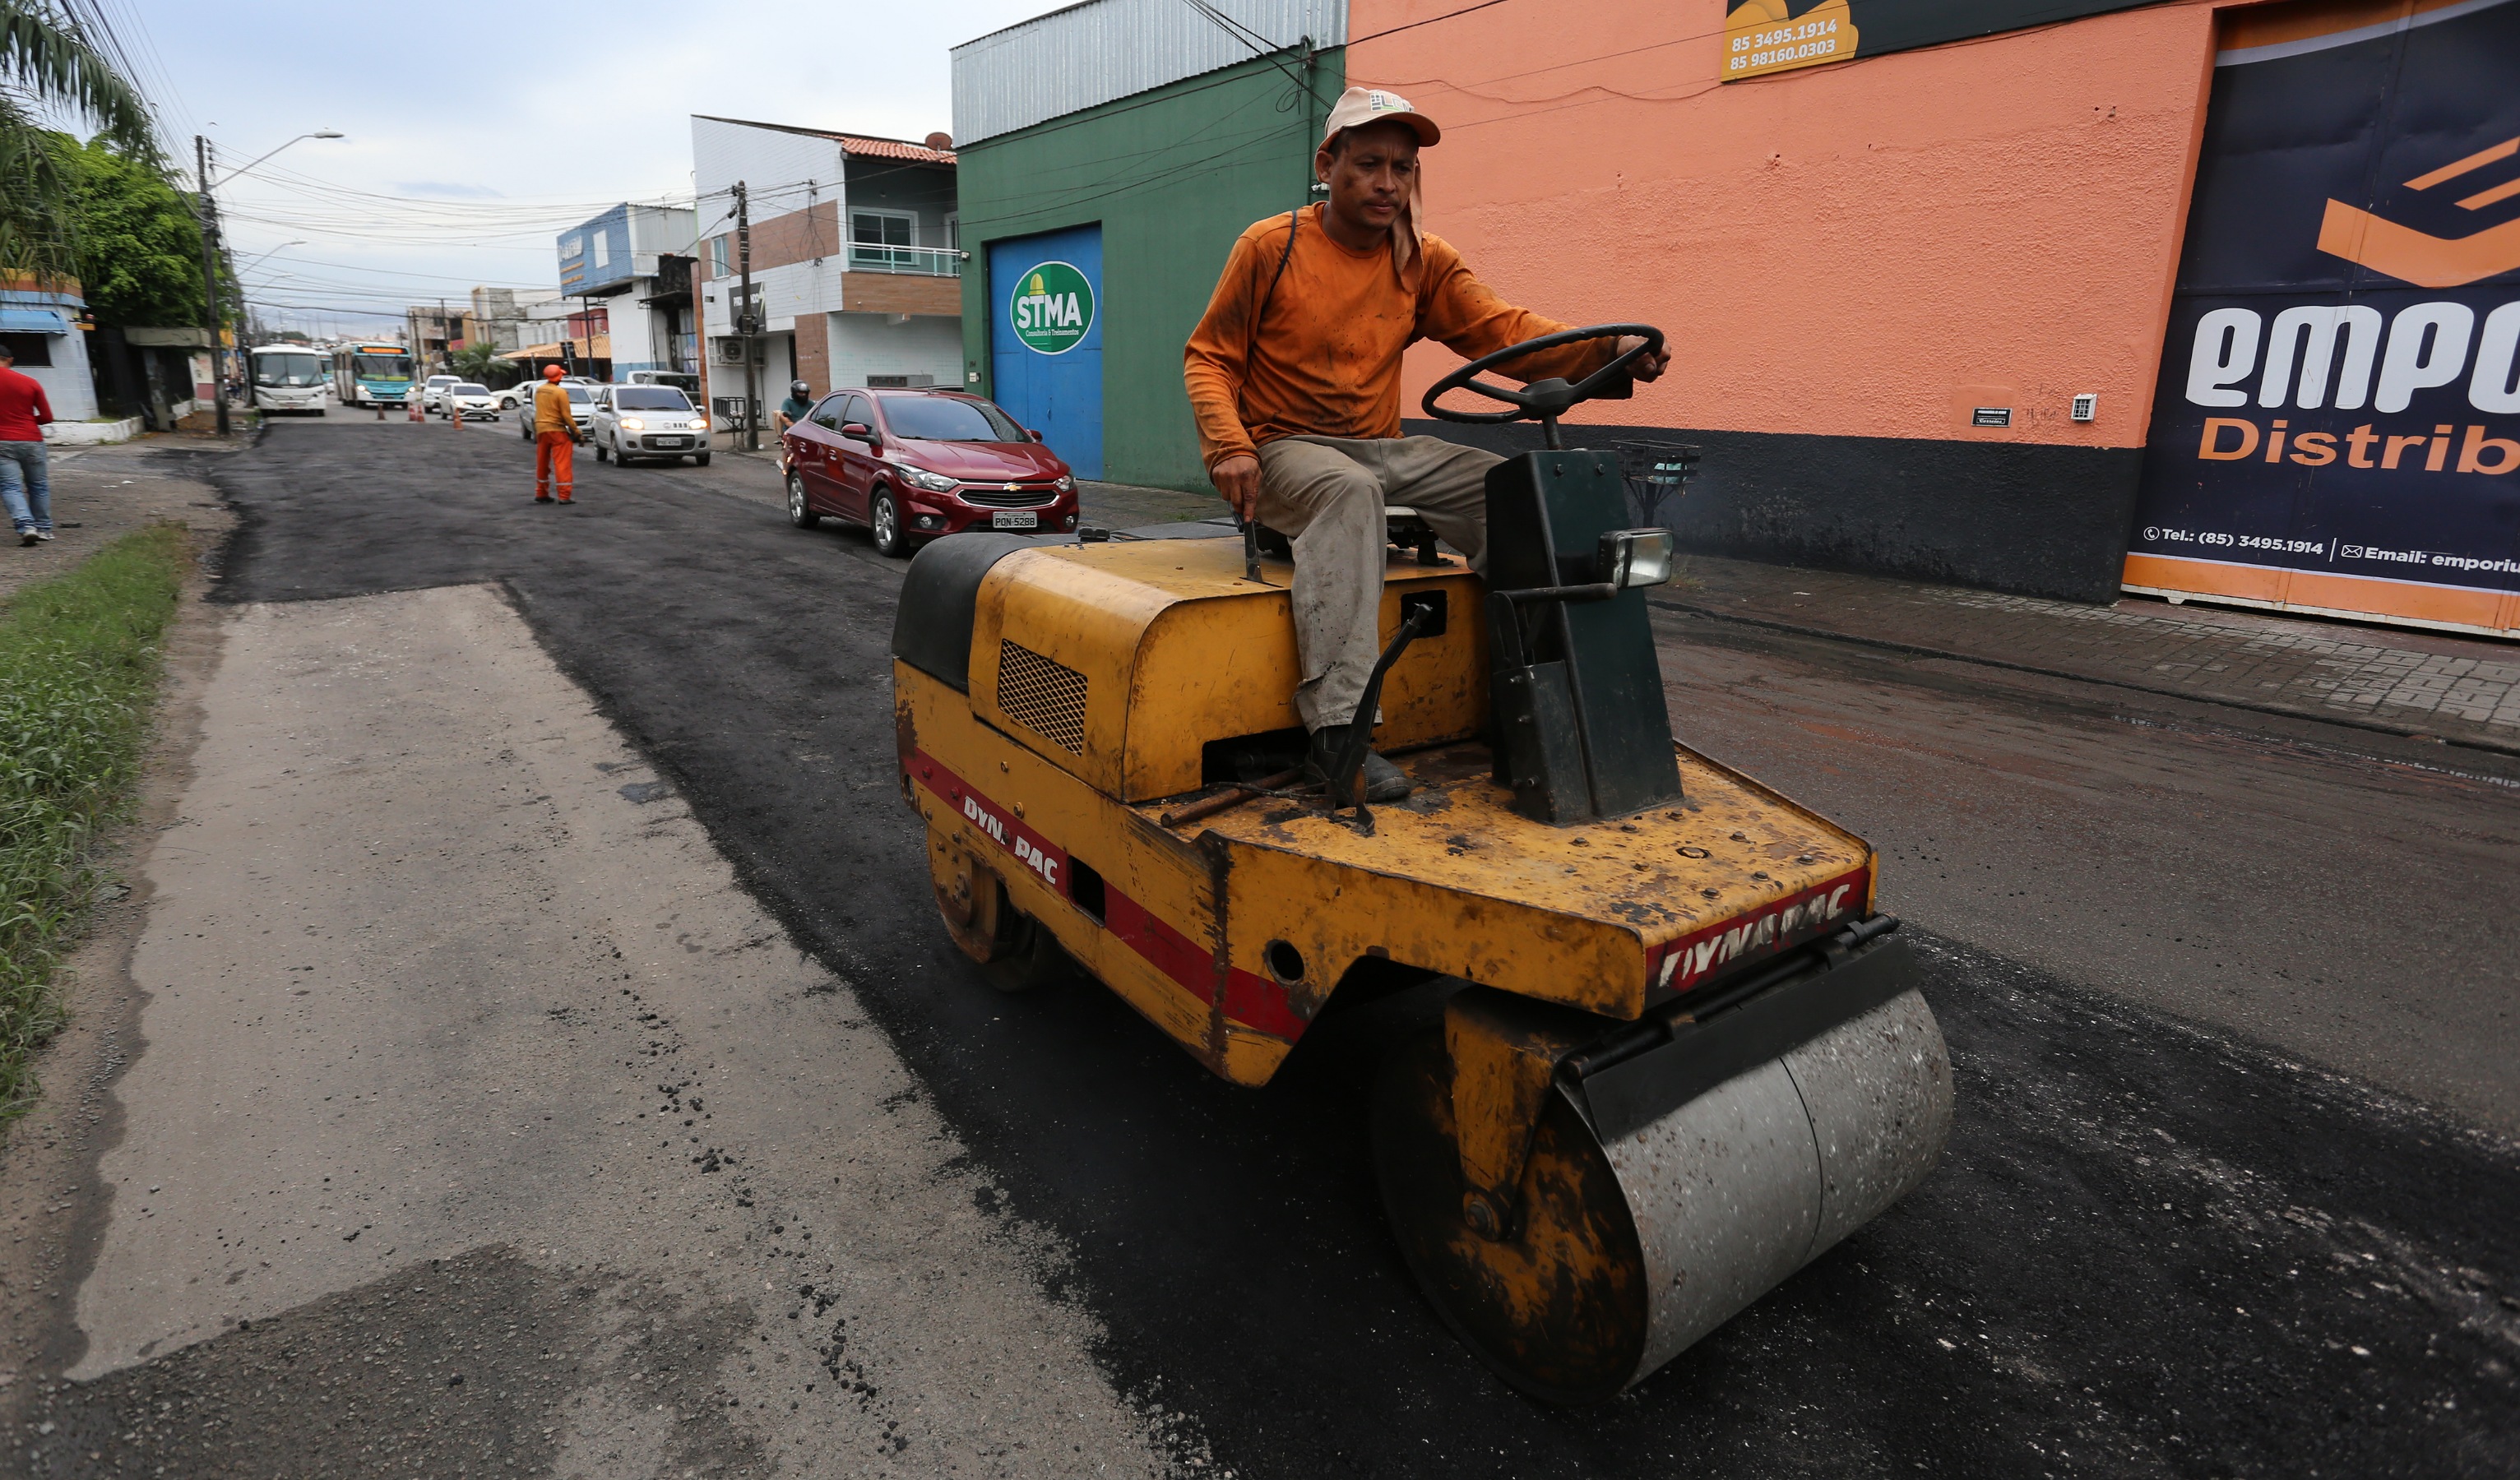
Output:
top-left (2129, 0), bottom-right (2520, 598)
top-left (1008, 261), bottom-right (1095, 356)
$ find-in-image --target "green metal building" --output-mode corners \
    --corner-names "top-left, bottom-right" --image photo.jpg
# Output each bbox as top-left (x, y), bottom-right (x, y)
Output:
top-left (951, 1), bottom-right (1347, 491)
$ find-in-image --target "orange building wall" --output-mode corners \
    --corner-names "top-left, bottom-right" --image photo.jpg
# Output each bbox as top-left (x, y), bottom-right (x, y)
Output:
top-left (1349, 0), bottom-right (2231, 451)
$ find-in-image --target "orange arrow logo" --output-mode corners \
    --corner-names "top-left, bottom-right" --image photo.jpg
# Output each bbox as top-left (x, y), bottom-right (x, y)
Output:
top-left (2316, 135), bottom-right (2520, 288)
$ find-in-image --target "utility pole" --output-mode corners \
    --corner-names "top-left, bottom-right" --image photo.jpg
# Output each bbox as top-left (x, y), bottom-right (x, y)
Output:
top-left (194, 136), bottom-right (232, 436)
top-left (734, 180), bottom-right (757, 453)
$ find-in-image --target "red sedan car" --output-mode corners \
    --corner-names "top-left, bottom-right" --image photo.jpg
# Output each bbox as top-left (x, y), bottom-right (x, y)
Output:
top-left (781, 388), bottom-right (1080, 557)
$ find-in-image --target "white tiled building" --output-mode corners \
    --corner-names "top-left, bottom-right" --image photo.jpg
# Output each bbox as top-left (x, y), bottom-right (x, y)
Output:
top-left (689, 115), bottom-right (962, 420)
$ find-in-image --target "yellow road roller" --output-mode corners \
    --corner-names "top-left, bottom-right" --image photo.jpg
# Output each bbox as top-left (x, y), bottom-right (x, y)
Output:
top-left (890, 326), bottom-right (1951, 1404)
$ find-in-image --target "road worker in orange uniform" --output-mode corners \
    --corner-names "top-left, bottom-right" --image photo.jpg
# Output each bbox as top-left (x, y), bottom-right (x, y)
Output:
top-left (1184, 86), bottom-right (1667, 802)
top-left (531, 364), bottom-right (583, 504)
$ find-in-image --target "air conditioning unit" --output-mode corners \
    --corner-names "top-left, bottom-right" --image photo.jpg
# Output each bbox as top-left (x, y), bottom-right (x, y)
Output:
top-left (709, 337), bottom-right (751, 367)
top-left (864, 373), bottom-right (934, 388)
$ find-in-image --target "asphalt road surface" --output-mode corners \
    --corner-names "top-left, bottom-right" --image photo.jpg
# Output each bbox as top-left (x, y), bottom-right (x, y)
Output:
top-left (21, 419), bottom-right (2520, 1477)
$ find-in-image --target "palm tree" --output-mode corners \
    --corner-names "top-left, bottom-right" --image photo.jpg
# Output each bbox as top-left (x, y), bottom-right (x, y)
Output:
top-left (0, 2), bottom-right (157, 278)
top-left (449, 343), bottom-right (517, 388)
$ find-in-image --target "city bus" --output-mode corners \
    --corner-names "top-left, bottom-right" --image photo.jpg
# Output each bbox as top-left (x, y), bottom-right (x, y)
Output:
top-left (248, 344), bottom-right (330, 414)
top-left (331, 342), bottom-right (415, 409)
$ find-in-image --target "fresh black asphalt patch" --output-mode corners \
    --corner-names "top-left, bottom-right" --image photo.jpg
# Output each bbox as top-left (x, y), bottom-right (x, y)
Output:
top-left (37, 422), bottom-right (2513, 1477)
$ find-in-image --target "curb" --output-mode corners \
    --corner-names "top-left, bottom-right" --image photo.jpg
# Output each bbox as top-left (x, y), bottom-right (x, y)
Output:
top-left (1651, 597), bottom-right (2520, 762)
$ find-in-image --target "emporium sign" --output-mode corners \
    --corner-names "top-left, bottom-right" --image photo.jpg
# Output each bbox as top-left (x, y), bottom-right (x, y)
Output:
top-left (1009, 261), bottom-right (1096, 355)
top-left (2126, 0), bottom-right (2520, 610)
top-left (1723, 0), bottom-right (2171, 80)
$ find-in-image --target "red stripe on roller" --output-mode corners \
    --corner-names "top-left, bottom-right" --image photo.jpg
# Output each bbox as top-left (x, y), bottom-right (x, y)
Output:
top-left (910, 751), bottom-right (1305, 1042)
top-left (1216, 960), bottom-right (1307, 1042)
top-left (910, 752), bottom-right (1069, 894)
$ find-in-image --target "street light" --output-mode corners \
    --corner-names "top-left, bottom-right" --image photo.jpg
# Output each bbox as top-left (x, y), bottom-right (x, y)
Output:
top-left (232, 240), bottom-right (307, 276)
top-left (210, 131), bottom-right (345, 190)
top-left (197, 131), bottom-right (344, 434)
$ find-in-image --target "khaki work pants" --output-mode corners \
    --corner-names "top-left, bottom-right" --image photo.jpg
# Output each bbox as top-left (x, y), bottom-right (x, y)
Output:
top-left (1254, 434), bottom-right (1503, 731)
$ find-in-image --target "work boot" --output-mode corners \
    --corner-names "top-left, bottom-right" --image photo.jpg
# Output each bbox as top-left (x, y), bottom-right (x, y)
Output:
top-left (535, 494), bottom-right (554, 503)
top-left (1304, 723), bottom-right (1414, 805)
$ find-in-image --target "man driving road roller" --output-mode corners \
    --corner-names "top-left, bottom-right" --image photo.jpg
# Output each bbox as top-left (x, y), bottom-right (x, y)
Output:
top-left (1184, 86), bottom-right (1670, 805)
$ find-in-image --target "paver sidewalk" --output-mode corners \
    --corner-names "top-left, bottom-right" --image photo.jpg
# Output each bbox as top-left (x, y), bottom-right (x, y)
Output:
top-left (1657, 553), bottom-right (2520, 752)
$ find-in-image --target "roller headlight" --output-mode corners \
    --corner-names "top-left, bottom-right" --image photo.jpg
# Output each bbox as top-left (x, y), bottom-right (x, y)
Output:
top-left (1054, 474), bottom-right (1075, 493)
top-left (901, 467), bottom-right (959, 494)
top-left (618, 417), bottom-right (646, 431)
top-left (1596, 528), bottom-right (1676, 589)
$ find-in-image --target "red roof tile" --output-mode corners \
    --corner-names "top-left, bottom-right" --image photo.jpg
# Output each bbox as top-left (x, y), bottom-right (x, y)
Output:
top-left (694, 115), bottom-right (954, 165)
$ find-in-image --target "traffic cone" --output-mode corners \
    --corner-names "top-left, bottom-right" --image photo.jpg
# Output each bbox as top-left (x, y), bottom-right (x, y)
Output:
top-left (407, 394), bottom-right (422, 423)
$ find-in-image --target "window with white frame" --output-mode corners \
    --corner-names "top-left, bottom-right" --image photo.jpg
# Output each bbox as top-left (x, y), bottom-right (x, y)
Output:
top-left (710, 234), bottom-right (730, 276)
top-left (850, 210), bottom-right (917, 271)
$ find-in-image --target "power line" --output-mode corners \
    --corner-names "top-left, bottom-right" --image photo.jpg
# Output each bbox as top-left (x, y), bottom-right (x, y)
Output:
top-left (1176, 0), bottom-right (1335, 110)
top-left (239, 253), bottom-right (558, 287)
top-left (1347, 0), bottom-right (1519, 46)
top-left (1360, 0), bottom-right (2221, 110)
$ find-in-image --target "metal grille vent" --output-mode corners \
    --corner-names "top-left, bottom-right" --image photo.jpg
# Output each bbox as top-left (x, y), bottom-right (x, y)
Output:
top-left (961, 483), bottom-right (1059, 509)
top-left (996, 641), bottom-right (1088, 753)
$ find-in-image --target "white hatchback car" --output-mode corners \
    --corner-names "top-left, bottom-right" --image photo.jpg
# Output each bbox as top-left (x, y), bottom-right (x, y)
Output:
top-left (419, 374), bottom-right (461, 413)
top-left (441, 382), bottom-right (499, 421)
top-left (592, 384), bottom-right (712, 466)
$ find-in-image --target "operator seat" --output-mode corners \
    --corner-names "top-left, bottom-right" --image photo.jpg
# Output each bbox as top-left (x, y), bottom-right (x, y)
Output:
top-left (1250, 508), bottom-right (1445, 567)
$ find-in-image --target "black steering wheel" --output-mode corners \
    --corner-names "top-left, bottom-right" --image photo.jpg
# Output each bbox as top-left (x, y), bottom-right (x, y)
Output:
top-left (1421, 323), bottom-right (1664, 435)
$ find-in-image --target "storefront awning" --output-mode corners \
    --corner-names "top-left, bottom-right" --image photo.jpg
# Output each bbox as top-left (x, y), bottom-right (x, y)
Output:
top-left (0, 308), bottom-right (71, 335)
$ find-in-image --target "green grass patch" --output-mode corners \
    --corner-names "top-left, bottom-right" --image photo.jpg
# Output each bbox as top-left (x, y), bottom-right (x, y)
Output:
top-left (0, 525), bottom-right (188, 1122)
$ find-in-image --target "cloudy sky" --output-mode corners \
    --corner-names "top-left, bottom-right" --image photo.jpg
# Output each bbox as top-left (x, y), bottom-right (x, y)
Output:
top-left (107, 0), bottom-right (1059, 335)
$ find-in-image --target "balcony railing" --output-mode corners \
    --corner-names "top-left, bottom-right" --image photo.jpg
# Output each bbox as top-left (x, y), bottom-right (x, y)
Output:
top-left (846, 243), bottom-right (961, 276)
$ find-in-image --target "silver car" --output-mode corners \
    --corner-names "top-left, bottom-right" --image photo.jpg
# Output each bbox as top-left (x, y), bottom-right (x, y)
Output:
top-left (592, 384), bottom-right (712, 467)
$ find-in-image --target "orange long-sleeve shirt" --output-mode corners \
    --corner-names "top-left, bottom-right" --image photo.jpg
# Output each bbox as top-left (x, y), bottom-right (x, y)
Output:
top-left (1183, 205), bottom-right (1617, 475)
top-left (534, 381), bottom-right (581, 436)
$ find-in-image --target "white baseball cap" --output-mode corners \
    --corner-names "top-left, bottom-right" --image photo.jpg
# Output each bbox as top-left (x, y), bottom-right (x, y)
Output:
top-left (1320, 86), bottom-right (1440, 151)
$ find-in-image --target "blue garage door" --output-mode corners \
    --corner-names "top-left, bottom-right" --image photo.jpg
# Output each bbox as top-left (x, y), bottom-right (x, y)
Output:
top-left (989, 224), bottom-right (1103, 480)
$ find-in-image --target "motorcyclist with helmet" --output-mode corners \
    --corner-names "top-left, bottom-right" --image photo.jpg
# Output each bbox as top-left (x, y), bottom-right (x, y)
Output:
top-left (774, 379), bottom-right (814, 477)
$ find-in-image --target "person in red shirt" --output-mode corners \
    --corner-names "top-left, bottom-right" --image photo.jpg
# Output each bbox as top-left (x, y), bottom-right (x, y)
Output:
top-left (0, 343), bottom-right (55, 545)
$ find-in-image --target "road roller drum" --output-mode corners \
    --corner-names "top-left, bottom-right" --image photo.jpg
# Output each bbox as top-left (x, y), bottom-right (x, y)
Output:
top-left (1375, 937), bottom-right (1952, 1402)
